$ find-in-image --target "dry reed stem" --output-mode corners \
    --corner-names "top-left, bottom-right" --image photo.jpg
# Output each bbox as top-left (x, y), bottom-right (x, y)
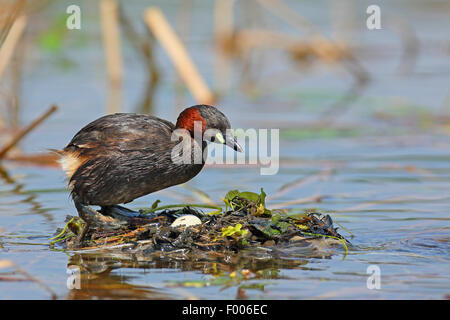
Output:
top-left (0, 105), bottom-right (58, 159)
top-left (4, 152), bottom-right (59, 167)
top-left (216, 29), bottom-right (351, 69)
top-left (214, 0), bottom-right (236, 92)
top-left (100, 0), bottom-right (123, 114)
top-left (0, 14), bottom-right (26, 82)
top-left (144, 7), bottom-right (214, 105)
top-left (0, 0), bottom-right (26, 45)
top-left (234, 30), bottom-right (299, 52)
top-left (256, 0), bottom-right (318, 36)
top-left (256, 0), bottom-right (367, 79)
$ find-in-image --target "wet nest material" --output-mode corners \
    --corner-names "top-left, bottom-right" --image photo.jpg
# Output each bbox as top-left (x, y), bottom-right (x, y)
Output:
top-left (51, 190), bottom-right (350, 259)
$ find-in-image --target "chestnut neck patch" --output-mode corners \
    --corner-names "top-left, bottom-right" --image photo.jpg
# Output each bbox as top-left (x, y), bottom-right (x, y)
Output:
top-left (175, 107), bottom-right (207, 135)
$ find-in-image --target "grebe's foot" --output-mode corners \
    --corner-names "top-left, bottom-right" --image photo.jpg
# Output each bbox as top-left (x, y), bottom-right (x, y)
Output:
top-left (72, 198), bottom-right (99, 247)
top-left (73, 196), bottom-right (128, 224)
top-left (100, 205), bottom-right (141, 219)
top-left (73, 196), bottom-right (101, 223)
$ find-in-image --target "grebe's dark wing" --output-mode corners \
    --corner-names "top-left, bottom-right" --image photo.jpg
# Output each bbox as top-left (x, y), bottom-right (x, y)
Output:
top-left (59, 113), bottom-right (175, 180)
top-left (64, 113), bottom-right (175, 153)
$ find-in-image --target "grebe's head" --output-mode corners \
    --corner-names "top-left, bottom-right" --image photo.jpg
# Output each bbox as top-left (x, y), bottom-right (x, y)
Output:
top-left (175, 105), bottom-right (243, 152)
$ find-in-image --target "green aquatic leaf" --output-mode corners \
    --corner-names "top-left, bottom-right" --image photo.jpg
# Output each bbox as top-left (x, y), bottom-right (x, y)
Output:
top-left (260, 188), bottom-right (267, 207)
top-left (238, 191), bottom-right (260, 203)
top-left (223, 189), bottom-right (240, 211)
top-left (224, 189), bottom-right (267, 204)
top-left (264, 225), bottom-right (281, 237)
top-left (151, 199), bottom-right (161, 209)
top-left (224, 190), bottom-right (240, 201)
top-left (221, 223), bottom-right (248, 238)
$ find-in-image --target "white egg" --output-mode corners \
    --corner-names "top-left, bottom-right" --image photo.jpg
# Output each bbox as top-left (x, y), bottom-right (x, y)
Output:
top-left (170, 215), bottom-right (202, 228)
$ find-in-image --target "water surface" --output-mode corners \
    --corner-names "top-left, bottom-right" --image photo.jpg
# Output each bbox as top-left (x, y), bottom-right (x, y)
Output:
top-left (0, 0), bottom-right (449, 299)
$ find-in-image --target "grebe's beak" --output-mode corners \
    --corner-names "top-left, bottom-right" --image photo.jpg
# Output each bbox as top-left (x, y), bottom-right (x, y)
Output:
top-left (213, 131), bottom-right (243, 152)
top-left (224, 132), bottom-right (243, 152)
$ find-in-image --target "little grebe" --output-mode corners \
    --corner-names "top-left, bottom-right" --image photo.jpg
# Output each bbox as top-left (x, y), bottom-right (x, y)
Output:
top-left (57, 105), bottom-right (242, 223)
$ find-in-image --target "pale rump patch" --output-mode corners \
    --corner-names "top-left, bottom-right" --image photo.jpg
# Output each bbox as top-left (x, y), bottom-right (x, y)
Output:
top-left (58, 152), bottom-right (84, 179)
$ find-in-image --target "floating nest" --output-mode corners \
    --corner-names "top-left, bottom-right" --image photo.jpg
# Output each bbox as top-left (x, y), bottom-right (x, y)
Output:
top-left (51, 189), bottom-right (350, 260)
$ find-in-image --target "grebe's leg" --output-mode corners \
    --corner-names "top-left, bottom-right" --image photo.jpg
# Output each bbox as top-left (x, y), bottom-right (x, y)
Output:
top-left (100, 205), bottom-right (141, 218)
top-left (72, 196), bottom-right (98, 248)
